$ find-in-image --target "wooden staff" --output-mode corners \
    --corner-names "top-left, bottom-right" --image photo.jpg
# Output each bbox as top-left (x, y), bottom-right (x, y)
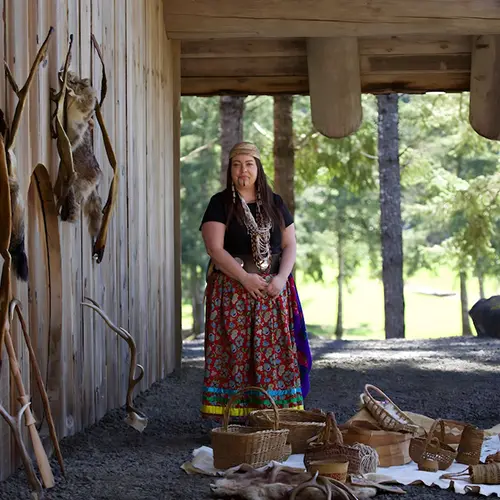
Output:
top-left (9, 299), bottom-right (65, 476)
top-left (4, 328), bottom-right (54, 488)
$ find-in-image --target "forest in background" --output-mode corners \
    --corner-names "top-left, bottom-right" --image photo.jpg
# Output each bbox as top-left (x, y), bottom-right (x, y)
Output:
top-left (180, 93), bottom-right (500, 341)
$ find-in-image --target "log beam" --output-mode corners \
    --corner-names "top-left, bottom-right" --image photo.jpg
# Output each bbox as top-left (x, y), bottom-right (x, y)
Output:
top-left (163, 0), bottom-right (500, 39)
top-left (306, 37), bottom-right (362, 138)
top-left (470, 35), bottom-right (500, 140)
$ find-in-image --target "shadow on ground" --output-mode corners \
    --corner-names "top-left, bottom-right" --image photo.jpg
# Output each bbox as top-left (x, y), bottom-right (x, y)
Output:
top-left (0, 336), bottom-right (499, 499)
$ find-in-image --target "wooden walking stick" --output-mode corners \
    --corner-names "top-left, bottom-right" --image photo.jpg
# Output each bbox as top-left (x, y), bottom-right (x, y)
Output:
top-left (0, 401), bottom-right (43, 499)
top-left (81, 297), bottom-right (148, 432)
top-left (4, 327), bottom-right (55, 488)
top-left (9, 298), bottom-right (65, 476)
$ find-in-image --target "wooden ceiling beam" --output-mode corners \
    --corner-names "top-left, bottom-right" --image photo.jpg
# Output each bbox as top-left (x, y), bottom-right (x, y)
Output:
top-left (469, 35), bottom-right (500, 140)
top-left (181, 54), bottom-right (471, 78)
top-left (163, 0), bottom-right (500, 39)
top-left (181, 35), bottom-right (472, 59)
top-left (180, 72), bottom-right (470, 96)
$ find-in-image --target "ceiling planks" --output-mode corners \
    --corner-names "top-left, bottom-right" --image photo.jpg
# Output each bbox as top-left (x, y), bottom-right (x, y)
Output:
top-left (180, 35), bottom-right (472, 95)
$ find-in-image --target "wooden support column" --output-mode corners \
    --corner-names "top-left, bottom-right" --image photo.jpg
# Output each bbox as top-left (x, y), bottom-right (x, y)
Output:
top-left (306, 37), bottom-right (362, 138)
top-left (470, 35), bottom-right (500, 140)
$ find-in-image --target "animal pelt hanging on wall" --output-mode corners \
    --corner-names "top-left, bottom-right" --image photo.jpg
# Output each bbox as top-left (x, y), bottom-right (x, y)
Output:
top-left (210, 463), bottom-right (375, 500)
top-left (1, 109), bottom-right (27, 281)
top-left (3, 27), bottom-right (54, 281)
top-left (51, 70), bottom-right (103, 240)
top-left (51, 34), bottom-right (119, 264)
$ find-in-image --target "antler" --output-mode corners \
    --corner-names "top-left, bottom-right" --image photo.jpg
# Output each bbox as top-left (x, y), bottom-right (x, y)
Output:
top-left (0, 401), bottom-right (43, 499)
top-left (81, 297), bottom-right (147, 432)
top-left (90, 35), bottom-right (119, 263)
top-left (9, 299), bottom-right (65, 476)
top-left (4, 27), bottom-right (54, 175)
top-left (52, 34), bottom-right (76, 212)
top-left (289, 473), bottom-right (360, 500)
top-left (290, 472), bottom-right (333, 500)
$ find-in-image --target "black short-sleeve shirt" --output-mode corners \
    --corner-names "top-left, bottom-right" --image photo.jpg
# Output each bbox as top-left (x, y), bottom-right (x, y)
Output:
top-left (200, 189), bottom-right (294, 255)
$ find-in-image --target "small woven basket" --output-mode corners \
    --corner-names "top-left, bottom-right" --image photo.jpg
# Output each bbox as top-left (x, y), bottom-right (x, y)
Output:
top-left (409, 419), bottom-right (457, 471)
top-left (248, 408), bottom-right (326, 453)
top-left (304, 412), bottom-right (362, 475)
top-left (211, 386), bottom-right (289, 470)
top-left (307, 459), bottom-right (349, 483)
top-left (441, 463), bottom-right (500, 485)
top-left (362, 384), bottom-right (419, 434)
top-left (457, 424), bottom-right (484, 466)
top-left (435, 419), bottom-right (467, 445)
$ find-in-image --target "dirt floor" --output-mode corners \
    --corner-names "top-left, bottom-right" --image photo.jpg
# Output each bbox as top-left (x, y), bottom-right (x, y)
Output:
top-left (1, 335), bottom-right (499, 500)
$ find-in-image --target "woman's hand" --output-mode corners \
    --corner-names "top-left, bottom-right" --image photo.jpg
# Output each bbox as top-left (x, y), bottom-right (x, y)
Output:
top-left (267, 274), bottom-right (287, 298)
top-left (241, 273), bottom-right (268, 300)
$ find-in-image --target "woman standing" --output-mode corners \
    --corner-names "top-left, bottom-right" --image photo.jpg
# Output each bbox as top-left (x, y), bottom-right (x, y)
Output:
top-left (200, 141), bottom-right (311, 420)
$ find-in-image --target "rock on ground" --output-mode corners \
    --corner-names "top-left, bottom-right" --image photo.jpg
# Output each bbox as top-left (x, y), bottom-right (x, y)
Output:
top-left (0, 336), bottom-right (499, 499)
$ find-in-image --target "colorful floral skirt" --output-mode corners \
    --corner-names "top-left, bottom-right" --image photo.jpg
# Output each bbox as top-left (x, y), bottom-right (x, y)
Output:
top-left (201, 271), bottom-right (312, 420)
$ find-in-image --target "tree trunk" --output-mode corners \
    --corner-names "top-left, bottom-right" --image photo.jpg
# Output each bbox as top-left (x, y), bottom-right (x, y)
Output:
top-left (460, 271), bottom-right (472, 336)
top-left (477, 271), bottom-right (486, 299)
top-left (377, 94), bottom-right (405, 339)
top-left (273, 95), bottom-right (295, 215)
top-left (190, 266), bottom-right (205, 335)
top-left (220, 96), bottom-right (245, 187)
top-left (335, 229), bottom-right (344, 340)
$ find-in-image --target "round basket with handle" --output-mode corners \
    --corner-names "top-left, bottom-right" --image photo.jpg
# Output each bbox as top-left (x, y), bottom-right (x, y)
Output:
top-left (211, 386), bottom-right (289, 470)
top-left (248, 408), bottom-right (326, 453)
top-left (362, 384), bottom-right (419, 434)
top-left (409, 419), bottom-right (457, 471)
top-left (304, 412), bottom-right (362, 475)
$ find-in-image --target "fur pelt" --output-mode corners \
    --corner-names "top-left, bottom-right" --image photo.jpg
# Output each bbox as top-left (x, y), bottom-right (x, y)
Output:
top-left (210, 463), bottom-right (376, 500)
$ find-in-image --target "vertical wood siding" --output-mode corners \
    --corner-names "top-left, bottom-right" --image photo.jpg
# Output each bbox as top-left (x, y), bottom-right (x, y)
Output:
top-left (0, 0), bottom-right (181, 480)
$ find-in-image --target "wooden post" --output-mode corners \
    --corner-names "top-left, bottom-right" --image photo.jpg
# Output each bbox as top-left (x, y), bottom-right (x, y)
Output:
top-left (306, 37), bottom-right (362, 138)
top-left (470, 35), bottom-right (500, 140)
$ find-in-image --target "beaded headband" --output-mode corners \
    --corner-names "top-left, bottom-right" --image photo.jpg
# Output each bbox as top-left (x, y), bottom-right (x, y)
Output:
top-left (229, 142), bottom-right (261, 160)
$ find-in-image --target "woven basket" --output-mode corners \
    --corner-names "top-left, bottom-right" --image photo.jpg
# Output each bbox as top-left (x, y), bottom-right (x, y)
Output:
top-left (409, 419), bottom-right (457, 471)
top-left (306, 459), bottom-right (349, 483)
top-left (248, 409), bottom-right (326, 453)
top-left (486, 451), bottom-right (500, 463)
top-left (211, 386), bottom-right (289, 469)
top-left (435, 419), bottom-right (467, 445)
top-left (362, 384), bottom-right (419, 434)
top-left (304, 412), bottom-right (362, 475)
top-left (457, 424), bottom-right (484, 465)
top-left (341, 420), bottom-right (411, 467)
top-left (441, 463), bottom-right (500, 485)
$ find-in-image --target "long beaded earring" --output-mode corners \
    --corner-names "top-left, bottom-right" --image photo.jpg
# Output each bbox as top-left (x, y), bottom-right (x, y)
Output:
top-left (232, 181), bottom-right (236, 204)
top-left (256, 183), bottom-right (263, 222)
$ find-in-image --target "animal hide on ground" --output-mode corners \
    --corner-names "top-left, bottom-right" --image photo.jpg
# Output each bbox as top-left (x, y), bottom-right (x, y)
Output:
top-left (210, 463), bottom-right (377, 500)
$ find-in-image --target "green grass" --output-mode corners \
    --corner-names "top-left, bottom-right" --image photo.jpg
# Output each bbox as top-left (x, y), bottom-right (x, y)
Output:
top-left (182, 266), bottom-right (499, 340)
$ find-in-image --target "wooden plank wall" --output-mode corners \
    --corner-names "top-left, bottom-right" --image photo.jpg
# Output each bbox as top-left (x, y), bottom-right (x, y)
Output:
top-left (0, 0), bottom-right (181, 481)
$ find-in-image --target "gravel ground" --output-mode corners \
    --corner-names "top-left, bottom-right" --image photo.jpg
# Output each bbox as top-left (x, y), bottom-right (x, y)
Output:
top-left (1, 335), bottom-right (499, 500)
